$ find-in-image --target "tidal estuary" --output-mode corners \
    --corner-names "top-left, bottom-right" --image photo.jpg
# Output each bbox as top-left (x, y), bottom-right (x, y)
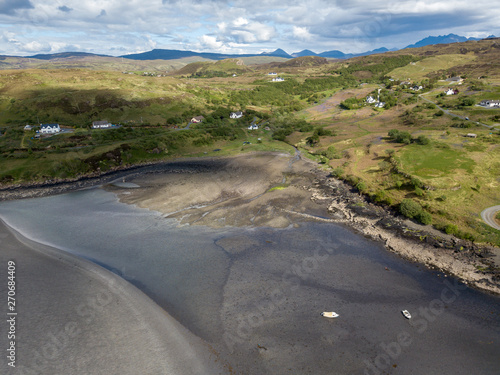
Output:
top-left (0, 154), bottom-right (498, 374)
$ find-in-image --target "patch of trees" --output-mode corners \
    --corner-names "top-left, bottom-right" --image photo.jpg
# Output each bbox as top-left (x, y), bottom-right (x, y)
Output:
top-left (387, 129), bottom-right (430, 145)
top-left (334, 55), bottom-right (419, 82)
top-left (190, 71), bottom-right (231, 78)
top-left (340, 97), bottom-right (364, 110)
top-left (399, 198), bottom-right (432, 225)
top-left (306, 127), bottom-right (333, 146)
top-left (270, 116), bottom-right (316, 142)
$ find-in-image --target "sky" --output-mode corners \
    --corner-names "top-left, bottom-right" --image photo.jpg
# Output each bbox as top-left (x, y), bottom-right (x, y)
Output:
top-left (0, 0), bottom-right (498, 57)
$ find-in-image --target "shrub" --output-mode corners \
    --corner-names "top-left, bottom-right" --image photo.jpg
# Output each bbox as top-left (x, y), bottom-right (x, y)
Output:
top-left (416, 211), bottom-right (432, 225)
top-left (414, 187), bottom-right (424, 197)
top-left (373, 190), bottom-right (392, 205)
top-left (444, 224), bottom-right (459, 235)
top-left (388, 129), bottom-right (412, 144)
top-left (400, 198), bottom-right (423, 219)
top-left (315, 127), bottom-right (332, 137)
top-left (416, 135), bottom-right (430, 145)
top-left (330, 167), bottom-right (344, 178)
top-left (356, 181), bottom-right (367, 192)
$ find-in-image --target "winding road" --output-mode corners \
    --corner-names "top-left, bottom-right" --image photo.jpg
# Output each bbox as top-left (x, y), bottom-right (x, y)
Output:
top-left (419, 93), bottom-right (500, 130)
top-left (480, 205), bottom-right (500, 231)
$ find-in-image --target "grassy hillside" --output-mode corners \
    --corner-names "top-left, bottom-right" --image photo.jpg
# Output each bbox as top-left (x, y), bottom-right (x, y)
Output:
top-left (172, 58), bottom-right (253, 77)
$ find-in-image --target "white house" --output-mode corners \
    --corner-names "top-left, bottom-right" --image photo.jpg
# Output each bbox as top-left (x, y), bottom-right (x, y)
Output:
top-left (271, 77), bottom-right (285, 82)
top-left (230, 111), bottom-right (243, 119)
top-left (366, 96), bottom-right (377, 104)
top-left (248, 124), bottom-right (259, 130)
top-left (190, 116), bottom-right (204, 123)
top-left (446, 76), bottom-right (464, 84)
top-left (268, 72), bottom-right (277, 76)
top-left (479, 100), bottom-right (500, 107)
top-left (40, 123), bottom-right (60, 134)
top-left (24, 125), bottom-right (32, 131)
top-left (445, 88), bottom-right (456, 95)
top-left (374, 102), bottom-right (385, 108)
top-left (92, 120), bottom-right (112, 129)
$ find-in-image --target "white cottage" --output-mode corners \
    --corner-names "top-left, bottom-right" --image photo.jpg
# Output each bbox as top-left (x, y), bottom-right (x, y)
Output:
top-left (230, 111), bottom-right (243, 119)
top-left (92, 120), bottom-right (112, 129)
top-left (40, 123), bottom-right (61, 134)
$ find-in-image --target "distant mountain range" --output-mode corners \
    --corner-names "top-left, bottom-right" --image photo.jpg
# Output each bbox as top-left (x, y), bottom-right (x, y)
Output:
top-left (403, 33), bottom-right (497, 49)
top-left (18, 33), bottom-right (497, 62)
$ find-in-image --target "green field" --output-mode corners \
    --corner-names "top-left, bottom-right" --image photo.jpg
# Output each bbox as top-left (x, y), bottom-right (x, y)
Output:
top-left (399, 144), bottom-right (476, 178)
top-left (389, 54), bottom-right (477, 81)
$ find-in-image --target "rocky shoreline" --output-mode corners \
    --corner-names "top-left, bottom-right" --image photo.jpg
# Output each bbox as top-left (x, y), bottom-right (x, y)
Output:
top-left (304, 165), bottom-right (500, 295)
top-left (1, 152), bottom-right (499, 295)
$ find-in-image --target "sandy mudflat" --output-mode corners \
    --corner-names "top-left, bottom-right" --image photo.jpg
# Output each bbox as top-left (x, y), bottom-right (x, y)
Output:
top-left (0, 220), bottom-right (227, 375)
top-left (110, 152), bottom-right (500, 294)
top-left (112, 152), bottom-right (328, 228)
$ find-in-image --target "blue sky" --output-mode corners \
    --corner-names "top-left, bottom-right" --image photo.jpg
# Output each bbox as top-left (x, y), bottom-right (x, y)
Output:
top-left (0, 0), bottom-right (498, 56)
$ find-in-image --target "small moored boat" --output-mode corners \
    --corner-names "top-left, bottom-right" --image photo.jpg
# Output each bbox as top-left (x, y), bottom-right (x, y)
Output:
top-left (401, 310), bottom-right (411, 319)
top-left (321, 312), bottom-right (339, 318)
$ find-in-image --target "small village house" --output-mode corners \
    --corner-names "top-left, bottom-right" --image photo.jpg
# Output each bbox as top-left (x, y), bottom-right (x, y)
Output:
top-left (445, 88), bottom-right (458, 95)
top-left (446, 76), bottom-right (464, 84)
top-left (92, 120), bottom-right (113, 129)
top-left (24, 125), bottom-right (33, 131)
top-left (230, 111), bottom-right (243, 119)
top-left (190, 116), bottom-right (205, 123)
top-left (40, 123), bottom-right (61, 134)
top-left (479, 100), bottom-right (500, 108)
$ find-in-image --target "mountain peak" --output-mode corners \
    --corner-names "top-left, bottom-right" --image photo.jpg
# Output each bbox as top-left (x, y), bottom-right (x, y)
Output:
top-left (291, 49), bottom-right (318, 57)
top-left (260, 48), bottom-right (292, 58)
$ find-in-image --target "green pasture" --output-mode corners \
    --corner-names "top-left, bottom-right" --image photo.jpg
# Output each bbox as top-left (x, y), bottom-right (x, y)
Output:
top-left (389, 54), bottom-right (477, 81)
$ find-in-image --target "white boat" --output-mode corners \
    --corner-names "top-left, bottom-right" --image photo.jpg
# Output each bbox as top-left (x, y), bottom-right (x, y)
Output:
top-left (321, 312), bottom-right (339, 318)
top-left (401, 310), bottom-right (411, 319)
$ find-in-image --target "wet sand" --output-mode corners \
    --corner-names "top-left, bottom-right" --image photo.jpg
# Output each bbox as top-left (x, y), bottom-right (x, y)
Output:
top-left (111, 152), bottom-right (500, 294)
top-left (0, 220), bottom-right (226, 374)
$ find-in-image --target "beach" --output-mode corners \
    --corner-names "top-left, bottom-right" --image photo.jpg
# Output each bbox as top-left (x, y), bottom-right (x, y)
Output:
top-left (0, 151), bottom-right (499, 374)
top-left (0, 219), bottom-right (226, 374)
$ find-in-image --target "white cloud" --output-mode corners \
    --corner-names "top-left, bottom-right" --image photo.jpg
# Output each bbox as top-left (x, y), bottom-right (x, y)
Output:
top-left (0, 0), bottom-right (497, 56)
top-left (293, 26), bottom-right (312, 41)
top-left (198, 35), bottom-right (225, 51)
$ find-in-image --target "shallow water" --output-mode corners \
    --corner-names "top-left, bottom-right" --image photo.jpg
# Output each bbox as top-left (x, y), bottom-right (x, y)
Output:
top-left (0, 187), bottom-right (499, 374)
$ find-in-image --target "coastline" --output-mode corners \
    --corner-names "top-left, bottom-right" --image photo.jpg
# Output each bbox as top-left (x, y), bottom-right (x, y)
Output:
top-left (0, 151), bottom-right (498, 295)
top-left (0, 217), bottom-right (227, 374)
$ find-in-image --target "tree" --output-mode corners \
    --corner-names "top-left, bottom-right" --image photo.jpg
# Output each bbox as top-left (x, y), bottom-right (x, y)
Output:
top-left (388, 129), bottom-right (412, 144)
top-left (416, 135), bottom-right (430, 145)
top-left (400, 199), bottom-right (422, 219)
top-left (416, 211), bottom-right (432, 225)
top-left (306, 134), bottom-right (319, 146)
